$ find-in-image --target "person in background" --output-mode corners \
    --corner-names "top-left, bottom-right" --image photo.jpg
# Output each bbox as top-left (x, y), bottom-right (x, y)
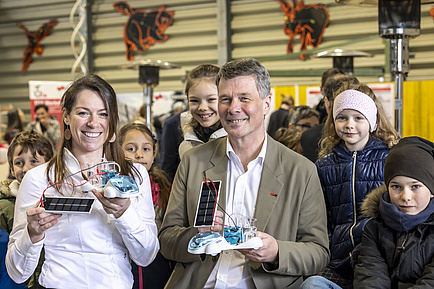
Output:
top-left (159, 110), bottom-right (186, 182)
top-left (273, 127), bottom-right (302, 154)
top-left (4, 108), bottom-right (25, 145)
top-left (316, 68), bottom-right (345, 123)
top-left (354, 136), bottom-right (434, 288)
top-left (267, 94), bottom-right (294, 138)
top-left (301, 83), bottom-right (399, 289)
top-left (172, 100), bottom-right (186, 116)
top-left (153, 100), bottom-right (187, 150)
top-left (6, 74), bottom-right (159, 289)
top-left (119, 122), bottom-right (173, 289)
top-left (179, 64), bottom-right (226, 159)
top-left (25, 104), bottom-right (61, 149)
top-left (286, 105), bottom-right (319, 132)
top-left (159, 58), bottom-right (329, 289)
top-left (0, 130), bottom-right (53, 289)
top-left (0, 130), bottom-right (53, 234)
top-left (301, 74), bottom-right (359, 163)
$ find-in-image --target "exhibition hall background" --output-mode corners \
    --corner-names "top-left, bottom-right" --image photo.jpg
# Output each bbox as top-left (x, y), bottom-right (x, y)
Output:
top-left (0, 0), bottom-right (433, 139)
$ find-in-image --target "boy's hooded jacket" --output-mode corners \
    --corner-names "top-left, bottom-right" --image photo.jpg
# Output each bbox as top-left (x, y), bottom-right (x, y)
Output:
top-left (354, 185), bottom-right (434, 288)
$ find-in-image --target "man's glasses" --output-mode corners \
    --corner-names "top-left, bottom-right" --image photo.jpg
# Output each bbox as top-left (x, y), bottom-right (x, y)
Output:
top-left (294, 123), bottom-right (313, 130)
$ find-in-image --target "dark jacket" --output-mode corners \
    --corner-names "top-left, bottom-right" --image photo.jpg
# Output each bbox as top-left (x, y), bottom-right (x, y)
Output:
top-left (267, 108), bottom-right (289, 138)
top-left (315, 137), bottom-right (390, 271)
top-left (159, 112), bottom-right (184, 182)
top-left (354, 185), bottom-right (434, 288)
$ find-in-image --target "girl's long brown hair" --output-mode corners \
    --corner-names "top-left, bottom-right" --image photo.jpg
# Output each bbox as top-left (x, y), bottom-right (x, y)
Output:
top-left (119, 122), bottom-right (171, 213)
top-left (46, 74), bottom-right (140, 194)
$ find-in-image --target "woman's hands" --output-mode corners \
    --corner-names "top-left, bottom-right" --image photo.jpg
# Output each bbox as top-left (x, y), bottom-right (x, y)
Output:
top-left (26, 207), bottom-right (62, 244)
top-left (93, 189), bottom-right (131, 219)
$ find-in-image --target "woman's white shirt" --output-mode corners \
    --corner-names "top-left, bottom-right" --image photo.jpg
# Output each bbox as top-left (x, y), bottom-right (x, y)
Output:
top-left (6, 149), bottom-right (159, 289)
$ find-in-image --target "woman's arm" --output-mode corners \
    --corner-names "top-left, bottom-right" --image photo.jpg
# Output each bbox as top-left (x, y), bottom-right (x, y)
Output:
top-left (105, 165), bottom-right (159, 267)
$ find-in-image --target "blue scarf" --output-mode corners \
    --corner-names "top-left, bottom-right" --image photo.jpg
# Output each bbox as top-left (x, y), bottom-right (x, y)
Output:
top-left (379, 192), bottom-right (434, 232)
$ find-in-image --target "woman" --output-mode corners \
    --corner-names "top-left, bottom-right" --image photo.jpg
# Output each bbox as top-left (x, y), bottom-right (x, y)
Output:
top-left (6, 74), bottom-right (159, 289)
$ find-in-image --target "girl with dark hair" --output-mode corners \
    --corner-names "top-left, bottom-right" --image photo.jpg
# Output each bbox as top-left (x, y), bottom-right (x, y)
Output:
top-left (119, 122), bottom-right (173, 289)
top-left (6, 74), bottom-right (159, 289)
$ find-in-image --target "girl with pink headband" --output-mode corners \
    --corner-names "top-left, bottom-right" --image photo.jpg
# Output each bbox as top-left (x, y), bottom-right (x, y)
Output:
top-left (301, 83), bottom-right (399, 289)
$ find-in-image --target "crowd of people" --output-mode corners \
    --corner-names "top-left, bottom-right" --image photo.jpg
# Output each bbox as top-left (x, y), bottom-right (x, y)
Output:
top-left (0, 58), bottom-right (433, 289)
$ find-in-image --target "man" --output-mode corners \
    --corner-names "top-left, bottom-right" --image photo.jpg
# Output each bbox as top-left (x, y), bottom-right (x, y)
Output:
top-left (266, 94), bottom-right (294, 138)
top-left (25, 104), bottom-right (61, 149)
top-left (159, 58), bottom-right (329, 289)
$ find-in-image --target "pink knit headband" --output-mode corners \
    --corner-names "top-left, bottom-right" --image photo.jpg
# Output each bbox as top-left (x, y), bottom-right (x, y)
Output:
top-left (333, 89), bottom-right (378, 132)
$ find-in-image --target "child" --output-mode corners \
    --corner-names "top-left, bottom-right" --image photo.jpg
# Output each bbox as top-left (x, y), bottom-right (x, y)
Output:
top-left (119, 122), bottom-right (172, 289)
top-left (355, 136), bottom-right (434, 288)
top-left (0, 130), bottom-right (54, 234)
top-left (178, 64), bottom-right (226, 159)
top-left (0, 130), bottom-right (53, 289)
top-left (312, 83), bottom-right (399, 288)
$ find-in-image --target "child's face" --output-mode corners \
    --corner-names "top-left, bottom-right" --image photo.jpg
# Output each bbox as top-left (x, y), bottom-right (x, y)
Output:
top-left (334, 109), bottom-right (371, 151)
top-left (121, 130), bottom-right (154, 171)
top-left (188, 79), bottom-right (219, 128)
top-left (11, 145), bottom-right (47, 183)
top-left (388, 175), bottom-right (433, 215)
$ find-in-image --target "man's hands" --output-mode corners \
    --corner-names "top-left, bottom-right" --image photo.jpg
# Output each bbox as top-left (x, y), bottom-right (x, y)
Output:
top-left (237, 231), bottom-right (279, 264)
top-left (27, 207), bottom-right (62, 244)
top-left (198, 210), bottom-right (224, 233)
top-left (196, 211), bottom-right (279, 264)
top-left (39, 117), bottom-right (50, 129)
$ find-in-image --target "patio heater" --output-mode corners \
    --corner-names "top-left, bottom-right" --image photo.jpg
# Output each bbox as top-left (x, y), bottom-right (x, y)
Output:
top-left (315, 49), bottom-right (372, 75)
top-left (120, 59), bottom-right (179, 125)
top-left (379, 0), bottom-right (420, 135)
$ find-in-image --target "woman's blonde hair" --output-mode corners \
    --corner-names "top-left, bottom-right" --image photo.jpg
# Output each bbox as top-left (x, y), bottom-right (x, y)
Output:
top-left (318, 82), bottom-right (399, 158)
top-left (273, 127), bottom-right (302, 153)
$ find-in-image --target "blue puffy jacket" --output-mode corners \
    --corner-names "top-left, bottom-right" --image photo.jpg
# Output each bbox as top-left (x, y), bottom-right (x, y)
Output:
top-left (315, 137), bottom-right (390, 271)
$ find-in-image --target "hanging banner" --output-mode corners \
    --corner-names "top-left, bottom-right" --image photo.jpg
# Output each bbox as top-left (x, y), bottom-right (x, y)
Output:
top-left (28, 80), bottom-right (71, 126)
top-left (306, 87), bottom-right (323, 108)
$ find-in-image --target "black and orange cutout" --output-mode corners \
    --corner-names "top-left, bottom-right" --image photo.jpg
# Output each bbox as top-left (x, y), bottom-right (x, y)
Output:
top-left (113, 2), bottom-right (174, 61)
top-left (17, 19), bottom-right (58, 72)
top-left (275, 0), bottom-right (329, 60)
